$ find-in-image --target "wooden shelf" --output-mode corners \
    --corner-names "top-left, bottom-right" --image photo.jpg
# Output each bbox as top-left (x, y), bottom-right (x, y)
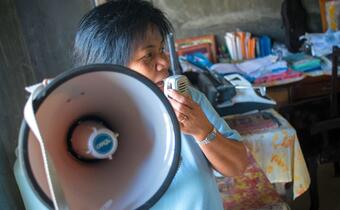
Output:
top-left (267, 75), bottom-right (340, 107)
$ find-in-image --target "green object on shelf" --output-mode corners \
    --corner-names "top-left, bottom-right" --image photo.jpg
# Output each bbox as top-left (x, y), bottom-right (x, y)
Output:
top-left (284, 52), bottom-right (321, 72)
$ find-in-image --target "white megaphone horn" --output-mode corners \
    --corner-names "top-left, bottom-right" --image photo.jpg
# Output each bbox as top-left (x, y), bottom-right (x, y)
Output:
top-left (14, 64), bottom-right (181, 210)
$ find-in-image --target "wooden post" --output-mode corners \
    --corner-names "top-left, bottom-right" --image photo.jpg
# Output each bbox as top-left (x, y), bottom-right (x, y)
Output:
top-left (319, 0), bottom-right (328, 32)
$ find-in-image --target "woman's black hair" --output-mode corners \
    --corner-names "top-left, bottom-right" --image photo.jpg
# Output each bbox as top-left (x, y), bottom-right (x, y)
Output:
top-left (73, 0), bottom-right (173, 67)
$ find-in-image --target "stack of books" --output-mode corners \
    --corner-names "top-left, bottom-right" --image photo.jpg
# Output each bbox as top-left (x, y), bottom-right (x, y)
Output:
top-left (284, 53), bottom-right (321, 72)
top-left (224, 31), bottom-right (272, 62)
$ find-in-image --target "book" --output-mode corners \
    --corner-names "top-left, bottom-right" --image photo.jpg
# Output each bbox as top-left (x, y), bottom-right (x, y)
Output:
top-left (236, 31), bottom-right (246, 59)
top-left (225, 111), bottom-right (280, 135)
top-left (225, 33), bottom-right (237, 61)
top-left (284, 53), bottom-right (321, 72)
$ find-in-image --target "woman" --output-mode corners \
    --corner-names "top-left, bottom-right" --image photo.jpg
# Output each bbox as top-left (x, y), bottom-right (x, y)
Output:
top-left (73, 0), bottom-right (248, 209)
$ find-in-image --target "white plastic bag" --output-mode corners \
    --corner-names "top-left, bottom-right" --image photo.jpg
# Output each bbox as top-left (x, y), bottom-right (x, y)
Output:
top-left (300, 30), bottom-right (340, 57)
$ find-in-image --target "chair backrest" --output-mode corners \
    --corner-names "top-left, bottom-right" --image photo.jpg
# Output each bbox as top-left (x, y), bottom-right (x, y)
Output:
top-left (331, 46), bottom-right (340, 117)
top-left (308, 47), bottom-right (340, 135)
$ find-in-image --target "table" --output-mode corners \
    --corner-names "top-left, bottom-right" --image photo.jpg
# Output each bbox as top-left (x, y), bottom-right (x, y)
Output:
top-left (266, 73), bottom-right (340, 108)
top-left (223, 109), bottom-right (311, 199)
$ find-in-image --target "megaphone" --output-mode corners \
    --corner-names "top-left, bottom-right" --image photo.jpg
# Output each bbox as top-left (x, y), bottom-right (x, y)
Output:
top-left (14, 64), bottom-right (181, 210)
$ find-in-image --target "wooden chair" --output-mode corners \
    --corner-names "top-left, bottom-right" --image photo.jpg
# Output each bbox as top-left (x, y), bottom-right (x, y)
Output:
top-left (279, 46), bottom-right (340, 210)
top-left (307, 46), bottom-right (340, 210)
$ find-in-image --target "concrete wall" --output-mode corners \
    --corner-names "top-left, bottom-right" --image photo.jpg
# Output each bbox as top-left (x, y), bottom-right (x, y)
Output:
top-left (0, 0), bottom-right (93, 208)
top-left (153, 0), bottom-right (322, 43)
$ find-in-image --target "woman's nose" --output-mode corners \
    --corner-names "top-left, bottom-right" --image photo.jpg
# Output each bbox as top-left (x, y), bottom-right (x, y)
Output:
top-left (156, 53), bottom-right (170, 72)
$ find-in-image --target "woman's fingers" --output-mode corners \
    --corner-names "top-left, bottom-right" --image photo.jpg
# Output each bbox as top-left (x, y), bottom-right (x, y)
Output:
top-left (167, 89), bottom-right (195, 109)
top-left (173, 110), bottom-right (187, 129)
top-left (166, 89), bottom-right (210, 135)
top-left (168, 97), bottom-right (192, 114)
top-left (177, 112), bottom-right (189, 122)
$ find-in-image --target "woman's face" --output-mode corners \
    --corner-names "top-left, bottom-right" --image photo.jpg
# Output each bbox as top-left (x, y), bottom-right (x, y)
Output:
top-left (127, 26), bottom-right (170, 91)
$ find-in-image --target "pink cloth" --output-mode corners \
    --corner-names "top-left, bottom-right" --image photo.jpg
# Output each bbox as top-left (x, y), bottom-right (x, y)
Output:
top-left (254, 69), bottom-right (304, 86)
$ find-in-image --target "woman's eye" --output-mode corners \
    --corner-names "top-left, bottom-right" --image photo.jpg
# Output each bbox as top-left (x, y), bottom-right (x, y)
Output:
top-left (141, 52), bottom-right (153, 64)
top-left (143, 52), bottom-right (153, 60)
top-left (145, 52), bottom-right (153, 58)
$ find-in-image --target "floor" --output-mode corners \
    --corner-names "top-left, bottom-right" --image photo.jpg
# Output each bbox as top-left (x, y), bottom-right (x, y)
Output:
top-left (288, 163), bottom-right (340, 210)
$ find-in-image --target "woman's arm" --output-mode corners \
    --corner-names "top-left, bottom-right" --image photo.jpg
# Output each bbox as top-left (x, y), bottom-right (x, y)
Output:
top-left (167, 89), bottom-right (248, 177)
top-left (194, 128), bottom-right (248, 177)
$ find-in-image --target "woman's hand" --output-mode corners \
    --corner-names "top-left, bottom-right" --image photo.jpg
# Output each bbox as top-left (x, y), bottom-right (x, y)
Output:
top-left (167, 89), bottom-right (248, 176)
top-left (167, 89), bottom-right (213, 141)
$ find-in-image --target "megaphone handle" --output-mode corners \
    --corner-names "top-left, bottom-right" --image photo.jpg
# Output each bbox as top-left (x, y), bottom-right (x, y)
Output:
top-left (24, 83), bottom-right (69, 210)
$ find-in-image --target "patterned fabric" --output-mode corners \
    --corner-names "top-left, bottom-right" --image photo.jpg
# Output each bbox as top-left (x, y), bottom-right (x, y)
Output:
top-left (217, 148), bottom-right (289, 210)
top-left (223, 109), bottom-right (310, 199)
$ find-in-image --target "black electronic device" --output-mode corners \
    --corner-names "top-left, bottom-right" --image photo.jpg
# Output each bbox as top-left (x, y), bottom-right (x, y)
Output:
top-left (197, 72), bottom-right (276, 116)
top-left (197, 70), bottom-right (236, 106)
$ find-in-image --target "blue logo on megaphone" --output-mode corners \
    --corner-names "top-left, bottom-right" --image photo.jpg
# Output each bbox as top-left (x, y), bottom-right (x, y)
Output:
top-left (93, 133), bottom-right (114, 154)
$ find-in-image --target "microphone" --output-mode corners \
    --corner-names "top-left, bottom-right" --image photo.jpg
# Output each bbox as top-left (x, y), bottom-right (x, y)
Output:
top-left (165, 33), bottom-right (189, 97)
